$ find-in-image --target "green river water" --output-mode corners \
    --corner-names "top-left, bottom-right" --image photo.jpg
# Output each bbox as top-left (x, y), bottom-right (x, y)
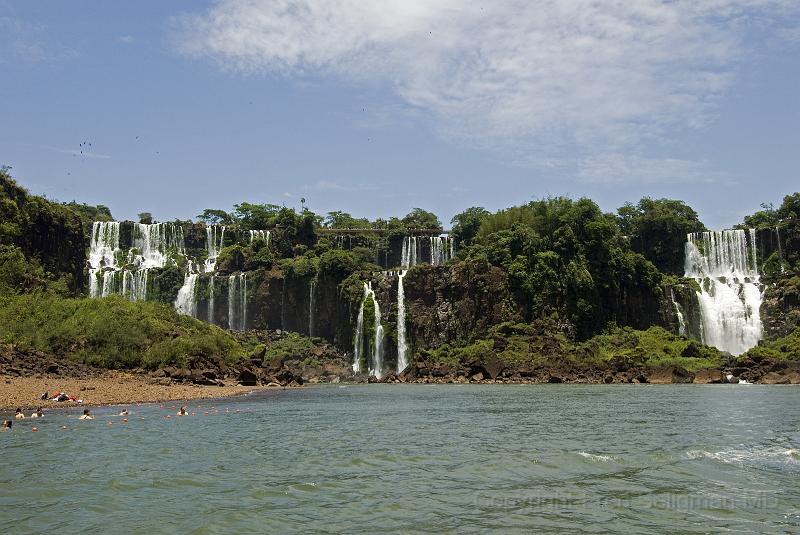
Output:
top-left (1, 384), bottom-right (799, 533)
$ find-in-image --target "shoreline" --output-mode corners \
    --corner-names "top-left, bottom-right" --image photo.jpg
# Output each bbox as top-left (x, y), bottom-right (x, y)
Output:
top-left (0, 372), bottom-right (274, 412)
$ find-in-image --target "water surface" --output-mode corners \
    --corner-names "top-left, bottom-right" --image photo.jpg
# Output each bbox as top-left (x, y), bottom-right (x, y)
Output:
top-left (1, 385), bottom-right (799, 533)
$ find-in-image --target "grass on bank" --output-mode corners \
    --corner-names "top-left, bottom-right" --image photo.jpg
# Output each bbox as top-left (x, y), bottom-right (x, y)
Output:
top-left (0, 293), bottom-right (244, 369)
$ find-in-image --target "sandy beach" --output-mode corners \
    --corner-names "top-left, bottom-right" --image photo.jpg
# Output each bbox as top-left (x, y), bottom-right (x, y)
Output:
top-left (0, 372), bottom-right (269, 412)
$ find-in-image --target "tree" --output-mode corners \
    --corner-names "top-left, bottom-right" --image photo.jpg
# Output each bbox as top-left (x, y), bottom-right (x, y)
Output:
top-left (233, 202), bottom-right (281, 229)
top-left (451, 207), bottom-right (489, 246)
top-left (616, 198), bottom-right (705, 275)
top-left (402, 208), bottom-right (441, 229)
top-left (138, 212), bottom-right (154, 224)
top-left (197, 209), bottom-right (233, 225)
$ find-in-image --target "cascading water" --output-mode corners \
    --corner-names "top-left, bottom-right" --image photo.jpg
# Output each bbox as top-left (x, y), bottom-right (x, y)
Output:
top-left (396, 270), bottom-right (408, 373)
top-left (401, 237), bottom-right (419, 267)
top-left (401, 235), bottom-right (456, 267)
top-left (132, 222), bottom-right (185, 269)
top-left (228, 273), bottom-right (247, 330)
top-left (430, 236), bottom-right (455, 266)
top-left (351, 281), bottom-right (385, 377)
top-left (208, 275), bottom-right (216, 324)
top-left (204, 225), bottom-right (225, 272)
top-left (370, 287), bottom-right (385, 379)
top-left (89, 221), bottom-right (184, 300)
top-left (175, 273), bottom-right (199, 317)
top-left (684, 229), bottom-right (762, 355)
top-left (249, 230), bottom-right (271, 247)
top-left (670, 288), bottom-right (687, 337)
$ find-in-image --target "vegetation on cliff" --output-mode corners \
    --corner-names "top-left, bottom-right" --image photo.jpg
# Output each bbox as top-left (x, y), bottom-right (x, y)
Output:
top-left (0, 293), bottom-right (244, 369)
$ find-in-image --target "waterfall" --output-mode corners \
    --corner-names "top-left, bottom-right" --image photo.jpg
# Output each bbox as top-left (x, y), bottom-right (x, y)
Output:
top-left (775, 226), bottom-right (785, 273)
top-left (352, 281), bottom-right (385, 377)
top-left (402, 235), bottom-right (455, 267)
top-left (396, 270), bottom-right (409, 373)
top-left (684, 229), bottom-right (762, 355)
top-left (430, 236), bottom-right (455, 266)
top-left (208, 275), bottom-right (216, 324)
top-left (370, 287), bottom-right (385, 379)
top-left (89, 221), bottom-right (187, 301)
top-left (228, 273), bottom-right (247, 330)
top-left (670, 289), bottom-right (686, 337)
top-left (175, 273), bottom-right (199, 317)
top-left (353, 285), bottom-right (367, 374)
top-left (308, 279), bottom-right (316, 337)
top-left (401, 237), bottom-right (418, 267)
top-left (249, 230), bottom-right (271, 247)
top-left (133, 222), bottom-right (185, 269)
top-left (204, 225), bottom-right (225, 272)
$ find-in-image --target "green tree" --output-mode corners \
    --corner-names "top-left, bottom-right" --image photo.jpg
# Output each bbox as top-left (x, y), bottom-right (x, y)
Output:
top-left (402, 208), bottom-right (441, 229)
top-left (197, 208), bottom-right (233, 225)
top-left (451, 207), bottom-right (489, 246)
top-left (616, 198), bottom-right (705, 275)
top-left (138, 212), bottom-right (154, 224)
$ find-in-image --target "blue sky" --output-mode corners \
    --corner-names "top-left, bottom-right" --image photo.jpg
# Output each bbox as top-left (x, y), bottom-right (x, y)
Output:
top-left (1, 1), bottom-right (798, 229)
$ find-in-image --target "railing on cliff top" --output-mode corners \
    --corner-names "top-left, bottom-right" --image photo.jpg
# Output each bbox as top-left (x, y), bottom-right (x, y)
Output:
top-left (317, 228), bottom-right (450, 236)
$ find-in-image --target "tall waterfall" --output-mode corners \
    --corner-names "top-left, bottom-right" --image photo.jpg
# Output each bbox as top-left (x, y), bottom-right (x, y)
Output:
top-left (401, 237), bottom-right (419, 267)
top-left (228, 273), bottom-right (247, 330)
top-left (684, 229), bottom-right (762, 355)
top-left (370, 287), bottom-right (385, 379)
top-left (208, 275), bottom-right (216, 324)
top-left (396, 270), bottom-right (408, 373)
top-left (204, 225), bottom-right (225, 272)
top-left (430, 236), bottom-right (455, 266)
top-left (175, 273), bottom-right (199, 316)
top-left (401, 235), bottom-right (455, 267)
top-left (670, 289), bottom-right (686, 337)
top-left (352, 281), bottom-right (385, 378)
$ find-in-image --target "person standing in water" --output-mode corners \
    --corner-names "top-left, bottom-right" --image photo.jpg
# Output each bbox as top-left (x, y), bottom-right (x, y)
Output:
top-left (1, 420), bottom-right (11, 431)
top-left (79, 409), bottom-right (94, 420)
top-left (177, 406), bottom-right (188, 416)
top-left (30, 408), bottom-right (44, 418)
top-left (14, 408), bottom-right (25, 420)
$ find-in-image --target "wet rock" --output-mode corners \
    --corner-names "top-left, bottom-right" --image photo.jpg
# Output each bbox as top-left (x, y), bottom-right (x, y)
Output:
top-left (649, 366), bottom-right (693, 384)
top-left (760, 372), bottom-right (791, 385)
top-left (693, 369), bottom-right (724, 384)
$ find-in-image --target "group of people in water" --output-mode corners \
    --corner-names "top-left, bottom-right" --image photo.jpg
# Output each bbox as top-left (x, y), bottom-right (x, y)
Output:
top-left (2, 405), bottom-right (196, 431)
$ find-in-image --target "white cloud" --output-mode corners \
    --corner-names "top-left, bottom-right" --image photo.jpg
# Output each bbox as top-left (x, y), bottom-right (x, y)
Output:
top-left (118, 35), bottom-right (135, 44)
top-left (175, 1), bottom-right (799, 173)
top-left (577, 154), bottom-right (727, 185)
top-left (0, 17), bottom-right (78, 63)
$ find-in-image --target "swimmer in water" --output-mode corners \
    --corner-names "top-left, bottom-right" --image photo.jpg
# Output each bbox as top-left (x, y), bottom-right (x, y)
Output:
top-left (14, 408), bottom-right (25, 420)
top-left (119, 409), bottom-right (129, 416)
top-left (30, 407), bottom-right (44, 418)
top-left (177, 406), bottom-right (188, 416)
top-left (79, 409), bottom-right (94, 420)
top-left (1, 420), bottom-right (11, 431)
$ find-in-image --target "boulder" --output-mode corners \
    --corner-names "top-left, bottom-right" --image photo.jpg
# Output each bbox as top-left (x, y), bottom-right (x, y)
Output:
top-left (693, 369), bottom-right (724, 384)
top-left (760, 372), bottom-right (791, 385)
top-left (237, 368), bottom-right (260, 386)
top-left (649, 366), bottom-right (693, 384)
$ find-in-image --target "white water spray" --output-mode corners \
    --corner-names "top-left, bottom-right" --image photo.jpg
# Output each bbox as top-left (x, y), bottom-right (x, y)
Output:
top-left (397, 270), bottom-right (409, 373)
top-left (684, 229), bottom-right (762, 355)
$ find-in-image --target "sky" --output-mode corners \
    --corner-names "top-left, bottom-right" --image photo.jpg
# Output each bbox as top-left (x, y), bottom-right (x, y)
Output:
top-left (1, 0), bottom-right (798, 229)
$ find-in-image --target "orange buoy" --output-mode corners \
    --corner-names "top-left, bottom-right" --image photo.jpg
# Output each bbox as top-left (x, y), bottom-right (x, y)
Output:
top-left (31, 427), bottom-right (38, 432)
top-left (122, 418), bottom-right (128, 423)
